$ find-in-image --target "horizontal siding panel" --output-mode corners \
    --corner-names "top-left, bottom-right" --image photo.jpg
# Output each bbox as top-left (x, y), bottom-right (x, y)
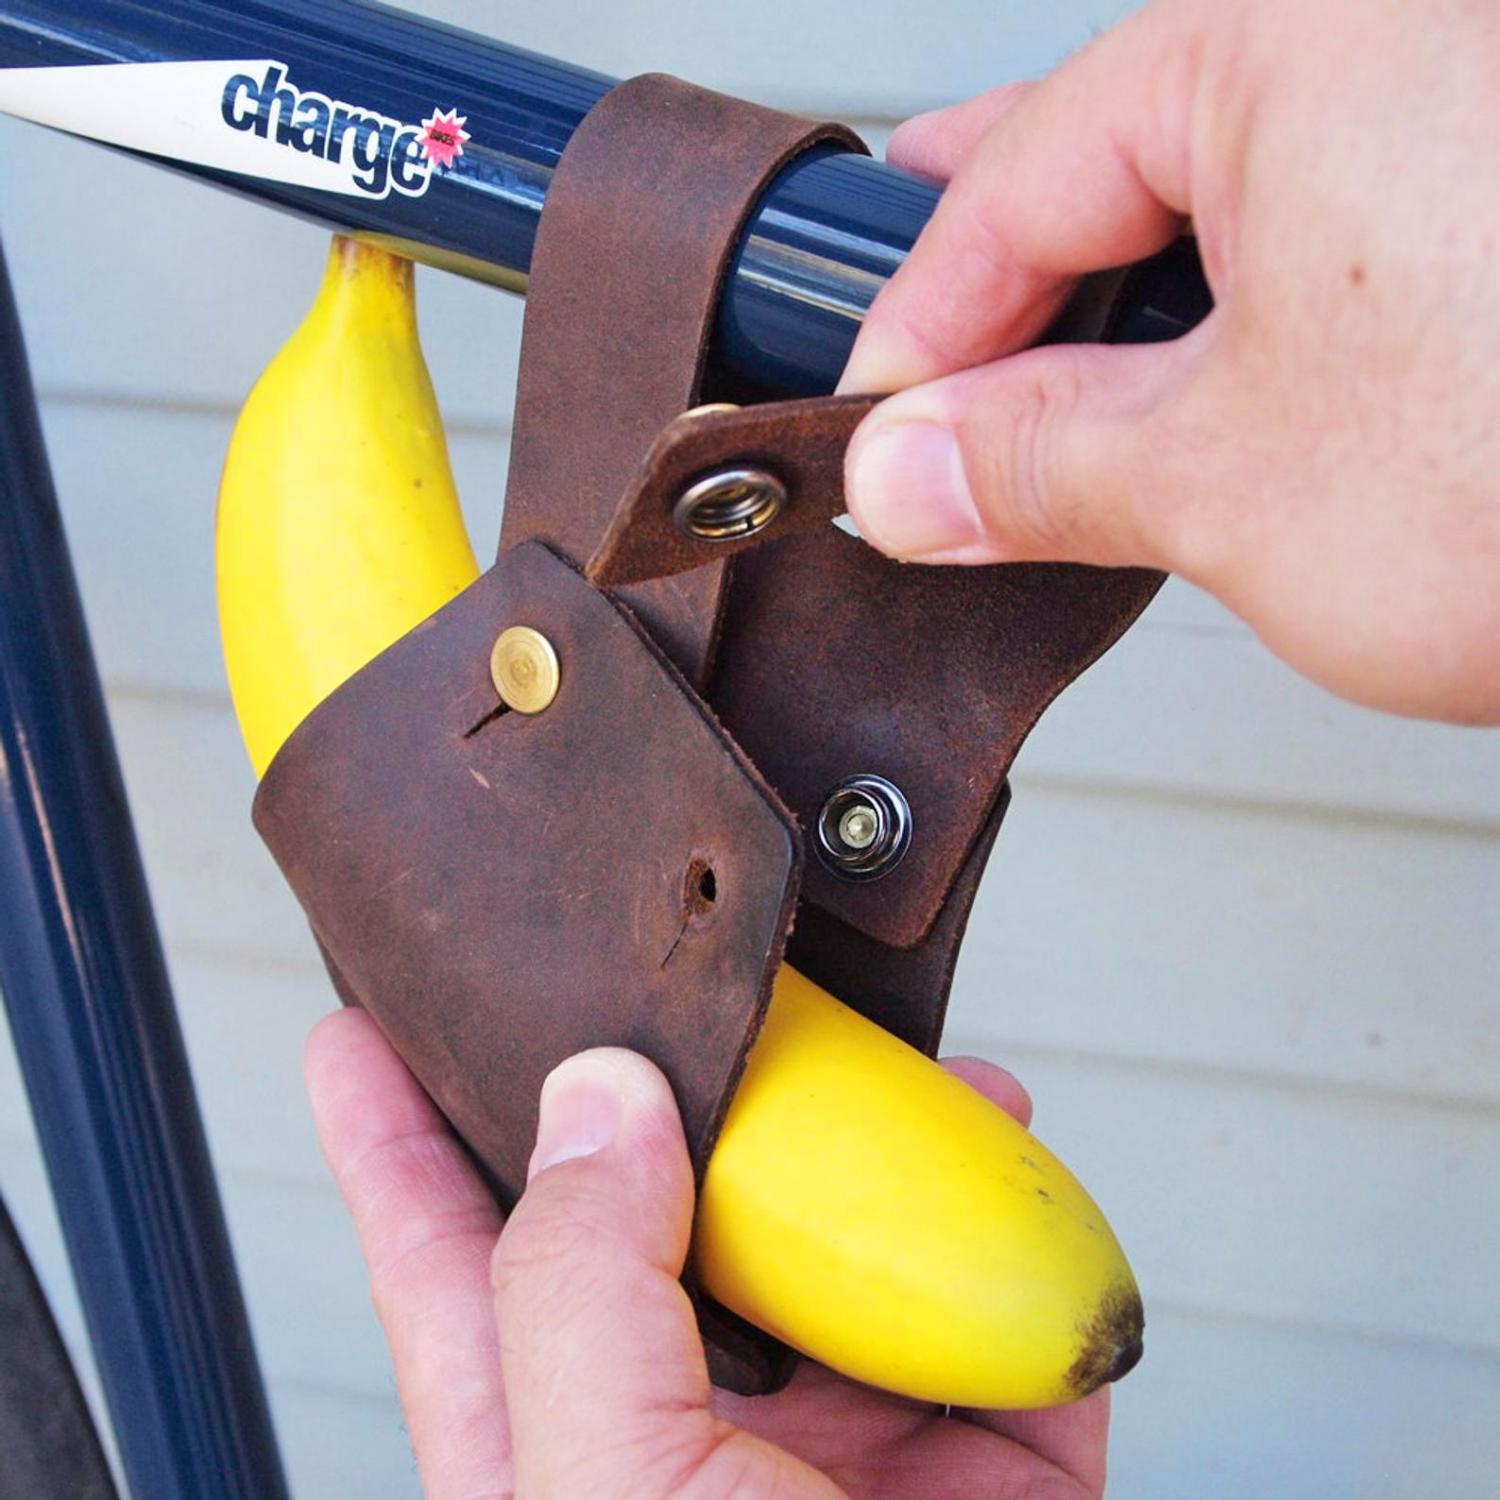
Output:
top-left (0, 953), bottom-right (332, 1188)
top-left (267, 1378), bottom-right (420, 1500)
top-left (28, 400), bottom-right (1192, 692)
top-left (394, 0), bottom-right (1134, 114)
top-left (0, 1146), bottom-right (422, 1499)
top-left (0, 1142), bottom-right (389, 1402)
top-left (1107, 1303), bottom-right (1500, 1500)
top-left (223, 1176), bottom-right (394, 1397)
top-left (990, 1055), bottom-right (1500, 1358)
top-left (7, 1030), bottom-right (1498, 1374)
top-left (4, 1135), bottom-right (1496, 1500)
top-left (6, 776), bottom-right (1494, 1173)
top-left (38, 403), bottom-right (509, 700)
top-left (949, 783), bottom-right (1500, 1105)
top-left (223, 1070), bottom-right (1500, 1362)
top-left (108, 692), bottom-right (321, 967)
top-left (1022, 611), bottom-right (1500, 830)
top-left (264, 1305), bottom-right (1500, 1500)
top-left (9, 739), bottom-right (1497, 1165)
top-left (88, 690), bottom-right (1500, 1106)
top-left (168, 953), bottom-right (332, 1183)
top-left (36, 400), bottom-right (1500, 823)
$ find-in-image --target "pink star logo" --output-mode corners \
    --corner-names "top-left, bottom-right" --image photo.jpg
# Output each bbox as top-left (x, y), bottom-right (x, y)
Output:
top-left (418, 108), bottom-right (470, 170)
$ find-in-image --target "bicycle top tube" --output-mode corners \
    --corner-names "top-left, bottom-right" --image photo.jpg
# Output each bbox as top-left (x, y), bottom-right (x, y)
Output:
top-left (0, 0), bottom-right (1209, 394)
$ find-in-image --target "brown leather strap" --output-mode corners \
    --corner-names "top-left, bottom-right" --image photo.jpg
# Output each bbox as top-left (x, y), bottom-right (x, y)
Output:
top-left (499, 73), bottom-right (866, 686)
top-left (587, 395), bottom-right (880, 587)
top-left (251, 77), bottom-right (1166, 1399)
top-left (573, 278), bottom-right (1163, 953)
top-left (788, 785), bottom-right (1011, 1056)
top-left (714, 535), bottom-right (1160, 948)
top-left (707, 271), bottom-right (1165, 949)
top-left (578, 384), bottom-right (1159, 951)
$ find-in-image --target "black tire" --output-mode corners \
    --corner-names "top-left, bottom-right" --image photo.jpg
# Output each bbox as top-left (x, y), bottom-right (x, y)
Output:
top-left (0, 1191), bottom-right (119, 1500)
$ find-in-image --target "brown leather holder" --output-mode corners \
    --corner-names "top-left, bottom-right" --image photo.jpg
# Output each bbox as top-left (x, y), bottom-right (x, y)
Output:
top-left (253, 73), bottom-right (1162, 1395)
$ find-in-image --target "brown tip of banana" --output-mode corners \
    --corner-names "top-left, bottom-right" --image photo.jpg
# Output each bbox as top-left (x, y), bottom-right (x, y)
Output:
top-left (1066, 1283), bottom-right (1146, 1398)
top-left (331, 233), bottom-right (413, 291)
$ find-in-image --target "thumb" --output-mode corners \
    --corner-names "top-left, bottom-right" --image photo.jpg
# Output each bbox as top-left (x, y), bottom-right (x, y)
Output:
top-left (492, 1051), bottom-right (739, 1498)
top-left (844, 336), bottom-right (1206, 570)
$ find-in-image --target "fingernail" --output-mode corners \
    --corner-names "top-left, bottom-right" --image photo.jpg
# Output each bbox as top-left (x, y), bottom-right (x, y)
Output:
top-left (529, 1053), bottom-right (623, 1179)
top-left (848, 420), bottom-right (984, 559)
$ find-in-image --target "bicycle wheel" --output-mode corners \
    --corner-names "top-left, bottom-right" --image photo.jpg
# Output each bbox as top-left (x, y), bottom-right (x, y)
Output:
top-left (0, 1190), bottom-right (119, 1500)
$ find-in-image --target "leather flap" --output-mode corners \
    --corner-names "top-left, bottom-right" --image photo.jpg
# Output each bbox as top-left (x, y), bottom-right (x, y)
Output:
top-left (254, 541), bottom-right (802, 1204)
top-left (713, 537), bottom-right (1162, 948)
top-left (587, 395), bottom-right (879, 587)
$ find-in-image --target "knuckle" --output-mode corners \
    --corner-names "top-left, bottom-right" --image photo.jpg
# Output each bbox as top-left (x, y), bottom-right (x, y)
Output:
top-left (971, 358), bottom-right (1087, 551)
top-left (366, 1216), bottom-right (493, 1328)
top-left (348, 1132), bottom-right (501, 1319)
top-left (490, 1190), bottom-right (608, 1300)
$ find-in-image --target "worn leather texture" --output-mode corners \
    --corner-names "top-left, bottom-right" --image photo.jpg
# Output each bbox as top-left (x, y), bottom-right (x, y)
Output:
top-left (712, 542), bottom-right (1160, 948)
top-left (255, 543), bottom-right (802, 1208)
top-left (570, 259), bottom-right (1163, 952)
top-left (569, 251), bottom-right (1161, 951)
top-left (500, 72), bottom-right (866, 687)
top-left (589, 382), bottom-right (1159, 952)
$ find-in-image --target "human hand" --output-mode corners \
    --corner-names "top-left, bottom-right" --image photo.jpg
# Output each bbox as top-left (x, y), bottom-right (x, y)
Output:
top-left (840, 0), bottom-right (1500, 724)
top-left (306, 1008), bottom-right (1109, 1499)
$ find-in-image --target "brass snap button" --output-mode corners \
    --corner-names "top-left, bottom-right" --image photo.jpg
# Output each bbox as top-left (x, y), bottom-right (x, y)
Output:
top-left (490, 626), bottom-right (560, 714)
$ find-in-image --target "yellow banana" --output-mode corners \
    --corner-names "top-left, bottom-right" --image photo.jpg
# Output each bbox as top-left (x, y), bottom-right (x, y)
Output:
top-left (217, 236), bottom-right (480, 777)
top-left (699, 967), bottom-right (1142, 1407)
top-left (217, 235), bottom-right (1143, 1410)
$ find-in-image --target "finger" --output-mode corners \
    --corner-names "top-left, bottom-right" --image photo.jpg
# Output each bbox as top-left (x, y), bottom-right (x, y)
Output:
top-left (719, 1359), bottom-right (1072, 1500)
top-left (939, 1055), bottom-right (1033, 1128)
top-left (306, 1009), bottom-right (512, 1500)
top-left (885, 83), bottom-right (1035, 184)
top-left (840, 5), bottom-right (1200, 394)
top-left (845, 330), bottom-right (1213, 571)
top-left (494, 1050), bottom-right (827, 1498)
top-left (956, 1385), bottom-right (1112, 1494)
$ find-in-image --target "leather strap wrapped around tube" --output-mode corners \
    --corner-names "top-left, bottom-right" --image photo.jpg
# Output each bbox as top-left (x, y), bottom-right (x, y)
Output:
top-left (498, 72), bottom-right (866, 687)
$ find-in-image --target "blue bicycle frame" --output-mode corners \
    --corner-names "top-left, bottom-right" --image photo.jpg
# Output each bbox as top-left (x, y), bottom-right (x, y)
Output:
top-left (0, 5), bottom-right (1211, 1496)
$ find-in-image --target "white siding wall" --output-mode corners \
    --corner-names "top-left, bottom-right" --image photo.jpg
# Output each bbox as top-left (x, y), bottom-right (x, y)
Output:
top-left (2, 3), bottom-right (1497, 1496)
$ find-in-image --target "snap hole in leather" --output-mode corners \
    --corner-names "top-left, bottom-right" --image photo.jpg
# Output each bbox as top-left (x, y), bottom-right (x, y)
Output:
top-left (673, 466), bottom-right (785, 541)
top-left (684, 857), bottom-right (719, 916)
